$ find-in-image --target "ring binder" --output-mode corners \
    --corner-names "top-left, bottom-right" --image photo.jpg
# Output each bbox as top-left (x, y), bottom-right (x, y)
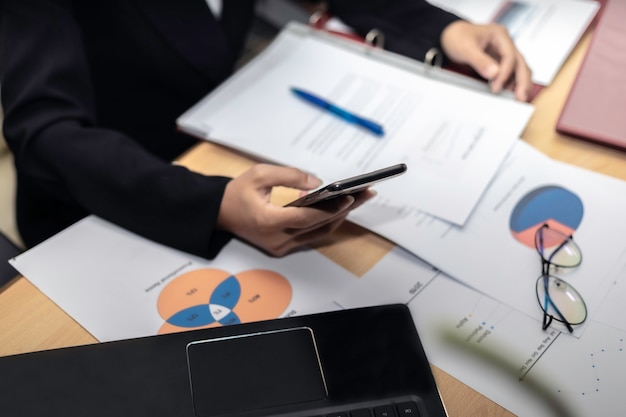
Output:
top-left (307, 10), bottom-right (362, 43)
top-left (307, 11), bottom-right (384, 50)
top-left (303, 13), bottom-right (495, 92)
top-left (364, 29), bottom-right (385, 49)
top-left (307, 11), bottom-right (385, 56)
top-left (308, 10), bottom-right (325, 26)
top-left (424, 47), bottom-right (443, 72)
top-left (176, 21), bottom-right (533, 226)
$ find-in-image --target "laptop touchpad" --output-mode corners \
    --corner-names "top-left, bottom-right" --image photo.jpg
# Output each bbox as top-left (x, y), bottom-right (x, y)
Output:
top-left (186, 327), bottom-right (327, 417)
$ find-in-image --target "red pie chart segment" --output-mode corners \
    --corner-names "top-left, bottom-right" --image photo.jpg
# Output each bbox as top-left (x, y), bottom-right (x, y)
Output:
top-left (509, 186), bottom-right (584, 248)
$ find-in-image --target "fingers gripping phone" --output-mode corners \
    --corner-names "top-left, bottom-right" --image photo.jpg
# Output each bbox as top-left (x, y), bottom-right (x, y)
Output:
top-left (285, 163), bottom-right (407, 208)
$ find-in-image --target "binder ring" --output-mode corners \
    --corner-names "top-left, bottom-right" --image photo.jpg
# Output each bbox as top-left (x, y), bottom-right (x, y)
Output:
top-left (308, 11), bottom-right (326, 29)
top-left (365, 29), bottom-right (385, 49)
top-left (424, 47), bottom-right (443, 70)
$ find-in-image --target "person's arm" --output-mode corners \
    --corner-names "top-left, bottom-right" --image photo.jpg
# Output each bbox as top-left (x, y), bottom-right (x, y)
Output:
top-left (325, 0), bottom-right (458, 62)
top-left (325, 0), bottom-right (532, 101)
top-left (0, 0), bottom-right (235, 258)
top-left (0, 0), bottom-right (369, 258)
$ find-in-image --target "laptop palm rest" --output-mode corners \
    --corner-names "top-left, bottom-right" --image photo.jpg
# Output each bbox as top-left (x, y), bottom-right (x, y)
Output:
top-left (0, 304), bottom-right (449, 417)
top-left (186, 327), bottom-right (327, 417)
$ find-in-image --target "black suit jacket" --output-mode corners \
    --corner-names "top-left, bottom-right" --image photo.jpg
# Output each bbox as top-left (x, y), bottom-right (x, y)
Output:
top-left (0, 0), bottom-right (457, 258)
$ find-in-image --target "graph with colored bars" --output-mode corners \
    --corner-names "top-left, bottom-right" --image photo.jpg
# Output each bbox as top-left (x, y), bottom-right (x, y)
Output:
top-left (156, 268), bottom-right (292, 334)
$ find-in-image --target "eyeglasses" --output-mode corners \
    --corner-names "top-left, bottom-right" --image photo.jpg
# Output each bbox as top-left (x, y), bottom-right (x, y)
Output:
top-left (534, 223), bottom-right (587, 333)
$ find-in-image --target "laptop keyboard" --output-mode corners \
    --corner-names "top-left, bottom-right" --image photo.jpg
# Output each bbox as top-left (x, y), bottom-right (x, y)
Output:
top-left (321, 400), bottom-right (419, 417)
top-left (306, 397), bottom-right (422, 417)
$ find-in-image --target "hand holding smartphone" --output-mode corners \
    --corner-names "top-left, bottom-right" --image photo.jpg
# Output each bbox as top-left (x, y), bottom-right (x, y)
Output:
top-left (285, 163), bottom-right (407, 208)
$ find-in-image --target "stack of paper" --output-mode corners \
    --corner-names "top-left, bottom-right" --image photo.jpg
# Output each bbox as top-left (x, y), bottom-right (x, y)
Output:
top-left (178, 22), bottom-right (534, 226)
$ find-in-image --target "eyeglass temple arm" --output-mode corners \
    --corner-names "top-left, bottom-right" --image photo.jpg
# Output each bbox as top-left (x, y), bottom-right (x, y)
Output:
top-left (545, 238), bottom-right (572, 266)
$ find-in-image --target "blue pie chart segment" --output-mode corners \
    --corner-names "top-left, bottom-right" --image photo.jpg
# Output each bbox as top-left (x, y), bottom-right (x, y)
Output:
top-left (168, 304), bottom-right (216, 328)
top-left (509, 186), bottom-right (583, 248)
top-left (209, 275), bottom-right (241, 310)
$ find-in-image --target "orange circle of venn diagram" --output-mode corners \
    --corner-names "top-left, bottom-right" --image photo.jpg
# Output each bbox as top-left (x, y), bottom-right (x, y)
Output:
top-left (156, 268), bottom-right (292, 334)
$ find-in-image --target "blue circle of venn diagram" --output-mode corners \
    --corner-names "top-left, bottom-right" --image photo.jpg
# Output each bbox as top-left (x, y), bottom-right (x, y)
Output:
top-left (509, 185), bottom-right (584, 248)
top-left (167, 275), bottom-right (242, 328)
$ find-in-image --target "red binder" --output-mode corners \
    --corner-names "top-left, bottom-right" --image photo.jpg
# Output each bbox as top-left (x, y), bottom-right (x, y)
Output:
top-left (557, 0), bottom-right (626, 150)
top-left (310, 12), bottom-right (544, 102)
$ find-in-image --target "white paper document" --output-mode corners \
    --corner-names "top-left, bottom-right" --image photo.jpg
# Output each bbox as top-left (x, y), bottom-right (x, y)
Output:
top-left (8, 202), bottom-right (626, 416)
top-left (335, 246), bottom-right (626, 417)
top-left (8, 216), bottom-right (352, 342)
top-left (178, 22), bottom-right (533, 226)
top-left (428, 0), bottom-right (599, 86)
top-left (350, 140), bottom-right (626, 337)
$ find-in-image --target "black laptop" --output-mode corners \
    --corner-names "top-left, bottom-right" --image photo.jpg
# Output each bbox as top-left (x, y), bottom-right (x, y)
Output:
top-left (0, 304), bottom-right (447, 417)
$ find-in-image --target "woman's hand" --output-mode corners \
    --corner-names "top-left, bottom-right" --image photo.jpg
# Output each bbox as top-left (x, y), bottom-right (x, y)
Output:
top-left (217, 164), bottom-right (374, 256)
top-left (440, 20), bottom-right (533, 102)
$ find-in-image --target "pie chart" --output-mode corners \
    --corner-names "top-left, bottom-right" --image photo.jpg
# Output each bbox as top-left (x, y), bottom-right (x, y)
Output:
top-left (509, 185), bottom-right (584, 248)
top-left (156, 268), bottom-right (292, 334)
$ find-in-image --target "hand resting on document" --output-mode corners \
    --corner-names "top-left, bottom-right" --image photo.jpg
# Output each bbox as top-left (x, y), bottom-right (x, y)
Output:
top-left (440, 20), bottom-right (533, 102)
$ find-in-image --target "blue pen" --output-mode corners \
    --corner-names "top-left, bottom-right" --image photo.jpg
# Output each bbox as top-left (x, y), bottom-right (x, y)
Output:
top-left (290, 87), bottom-right (384, 137)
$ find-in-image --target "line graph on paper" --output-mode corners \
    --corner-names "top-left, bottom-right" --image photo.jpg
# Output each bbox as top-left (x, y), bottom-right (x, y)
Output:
top-left (529, 320), bottom-right (626, 415)
top-left (550, 331), bottom-right (625, 398)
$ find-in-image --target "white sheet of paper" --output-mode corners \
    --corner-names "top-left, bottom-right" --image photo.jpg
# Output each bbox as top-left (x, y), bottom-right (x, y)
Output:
top-left (178, 23), bottom-right (533, 225)
top-left (8, 216), bottom-right (355, 342)
top-left (336, 245), bottom-right (626, 417)
top-left (350, 141), bottom-right (626, 336)
top-left (7, 193), bottom-right (626, 416)
top-left (428, 0), bottom-right (599, 86)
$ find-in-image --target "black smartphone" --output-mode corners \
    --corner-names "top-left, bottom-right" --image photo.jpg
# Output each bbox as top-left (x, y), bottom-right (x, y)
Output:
top-left (285, 163), bottom-right (407, 208)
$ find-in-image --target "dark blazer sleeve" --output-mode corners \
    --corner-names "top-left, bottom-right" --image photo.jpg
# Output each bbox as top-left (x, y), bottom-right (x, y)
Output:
top-left (0, 0), bottom-right (232, 258)
top-left (327, 0), bottom-right (460, 61)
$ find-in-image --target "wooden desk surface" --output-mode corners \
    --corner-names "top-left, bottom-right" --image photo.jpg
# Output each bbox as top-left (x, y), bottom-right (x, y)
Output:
top-left (1, 29), bottom-right (622, 417)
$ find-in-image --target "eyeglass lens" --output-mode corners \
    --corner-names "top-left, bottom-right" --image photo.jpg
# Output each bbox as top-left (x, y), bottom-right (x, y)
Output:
top-left (534, 224), bottom-right (587, 330)
top-left (535, 275), bottom-right (587, 326)
top-left (535, 225), bottom-right (582, 268)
